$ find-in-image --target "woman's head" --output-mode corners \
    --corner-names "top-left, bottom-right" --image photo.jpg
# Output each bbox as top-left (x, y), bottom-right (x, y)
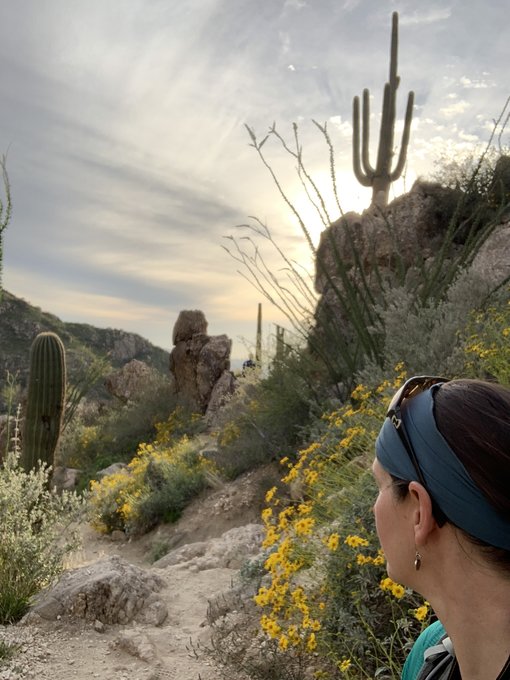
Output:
top-left (374, 378), bottom-right (510, 575)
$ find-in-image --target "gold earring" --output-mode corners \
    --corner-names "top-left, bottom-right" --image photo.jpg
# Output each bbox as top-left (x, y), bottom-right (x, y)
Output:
top-left (414, 551), bottom-right (422, 571)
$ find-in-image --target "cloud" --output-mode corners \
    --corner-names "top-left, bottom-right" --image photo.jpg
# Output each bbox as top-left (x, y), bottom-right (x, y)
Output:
top-left (399, 7), bottom-right (452, 26)
top-left (439, 99), bottom-right (471, 119)
top-left (1, 0), bottom-right (509, 358)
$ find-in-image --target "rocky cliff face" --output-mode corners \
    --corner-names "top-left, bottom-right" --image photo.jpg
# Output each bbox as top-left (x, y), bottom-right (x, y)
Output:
top-left (0, 291), bottom-right (168, 411)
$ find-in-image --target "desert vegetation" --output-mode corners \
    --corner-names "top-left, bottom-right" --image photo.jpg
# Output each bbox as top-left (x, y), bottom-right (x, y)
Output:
top-left (1, 66), bottom-right (510, 676)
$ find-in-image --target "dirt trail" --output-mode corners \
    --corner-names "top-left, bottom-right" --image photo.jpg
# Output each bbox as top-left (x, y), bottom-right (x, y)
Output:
top-left (0, 466), bottom-right (274, 680)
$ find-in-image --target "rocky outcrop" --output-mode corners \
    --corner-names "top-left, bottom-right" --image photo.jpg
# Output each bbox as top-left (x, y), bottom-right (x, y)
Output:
top-left (153, 523), bottom-right (265, 571)
top-left (29, 556), bottom-right (167, 626)
top-left (0, 291), bottom-right (168, 412)
top-left (169, 311), bottom-right (234, 414)
top-left (315, 180), bottom-right (460, 296)
top-left (470, 221), bottom-right (510, 287)
top-left (314, 179), bottom-right (510, 338)
top-left (104, 359), bottom-right (170, 404)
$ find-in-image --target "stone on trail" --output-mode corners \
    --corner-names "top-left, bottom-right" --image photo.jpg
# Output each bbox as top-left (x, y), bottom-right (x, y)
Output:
top-left (29, 555), bottom-right (168, 626)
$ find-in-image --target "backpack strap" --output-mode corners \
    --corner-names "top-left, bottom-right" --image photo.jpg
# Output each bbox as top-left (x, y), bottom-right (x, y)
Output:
top-left (417, 635), bottom-right (456, 680)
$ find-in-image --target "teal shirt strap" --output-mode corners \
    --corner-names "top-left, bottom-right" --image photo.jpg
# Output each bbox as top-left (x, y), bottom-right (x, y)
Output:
top-left (402, 621), bottom-right (447, 680)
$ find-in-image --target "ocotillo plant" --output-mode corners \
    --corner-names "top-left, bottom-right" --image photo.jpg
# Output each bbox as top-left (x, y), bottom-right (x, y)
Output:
top-left (352, 11), bottom-right (414, 208)
top-left (255, 303), bottom-right (262, 366)
top-left (22, 332), bottom-right (66, 472)
top-left (0, 154), bottom-right (12, 304)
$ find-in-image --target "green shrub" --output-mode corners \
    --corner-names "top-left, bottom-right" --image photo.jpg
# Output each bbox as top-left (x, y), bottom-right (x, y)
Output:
top-left (357, 269), bottom-right (495, 385)
top-left (214, 349), bottom-right (324, 479)
top-left (89, 435), bottom-right (212, 536)
top-left (0, 450), bottom-right (84, 623)
top-left (58, 372), bottom-right (178, 477)
top-left (460, 286), bottom-right (510, 386)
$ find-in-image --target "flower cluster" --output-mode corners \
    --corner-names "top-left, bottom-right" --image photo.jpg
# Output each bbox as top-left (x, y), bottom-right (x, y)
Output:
top-left (463, 294), bottom-right (510, 387)
top-left (254, 368), bottom-right (432, 677)
top-left (89, 435), bottom-right (213, 535)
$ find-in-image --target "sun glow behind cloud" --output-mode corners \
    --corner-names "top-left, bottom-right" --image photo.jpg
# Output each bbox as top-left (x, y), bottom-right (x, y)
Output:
top-left (1, 0), bottom-right (508, 360)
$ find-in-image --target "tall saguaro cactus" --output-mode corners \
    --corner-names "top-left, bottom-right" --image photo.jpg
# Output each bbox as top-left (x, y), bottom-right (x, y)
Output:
top-left (352, 11), bottom-right (414, 208)
top-left (23, 332), bottom-right (66, 472)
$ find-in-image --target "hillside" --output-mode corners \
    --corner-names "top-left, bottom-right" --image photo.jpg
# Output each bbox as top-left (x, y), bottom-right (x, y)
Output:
top-left (0, 290), bottom-right (169, 409)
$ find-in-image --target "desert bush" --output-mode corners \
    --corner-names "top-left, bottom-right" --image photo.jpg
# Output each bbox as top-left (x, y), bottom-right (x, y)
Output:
top-left (356, 269), bottom-right (496, 385)
top-left (459, 285), bottom-right (510, 386)
top-left (214, 348), bottom-right (325, 479)
top-left (58, 371), bottom-right (178, 476)
top-left (89, 435), bottom-right (213, 536)
top-left (227, 103), bottom-right (510, 392)
top-left (251, 370), bottom-right (433, 679)
top-left (0, 420), bottom-right (84, 622)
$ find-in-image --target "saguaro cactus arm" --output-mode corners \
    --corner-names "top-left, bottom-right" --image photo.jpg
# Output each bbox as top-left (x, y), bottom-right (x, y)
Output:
top-left (22, 332), bottom-right (66, 472)
top-left (352, 11), bottom-right (414, 207)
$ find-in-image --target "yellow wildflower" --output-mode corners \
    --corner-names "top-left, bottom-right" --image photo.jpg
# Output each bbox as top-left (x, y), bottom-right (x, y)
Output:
top-left (306, 632), bottom-right (317, 652)
top-left (345, 534), bottom-right (369, 548)
top-left (326, 533), bottom-right (340, 551)
top-left (391, 583), bottom-right (406, 599)
top-left (338, 658), bottom-right (352, 673)
top-left (265, 486), bottom-right (277, 503)
top-left (295, 517), bottom-right (315, 536)
top-left (278, 634), bottom-right (289, 651)
top-left (413, 604), bottom-right (429, 622)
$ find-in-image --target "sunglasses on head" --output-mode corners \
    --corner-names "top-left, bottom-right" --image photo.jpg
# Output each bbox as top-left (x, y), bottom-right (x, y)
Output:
top-left (386, 375), bottom-right (450, 524)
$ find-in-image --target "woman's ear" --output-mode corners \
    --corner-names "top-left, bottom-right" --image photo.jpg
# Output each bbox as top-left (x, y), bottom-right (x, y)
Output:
top-left (407, 481), bottom-right (437, 545)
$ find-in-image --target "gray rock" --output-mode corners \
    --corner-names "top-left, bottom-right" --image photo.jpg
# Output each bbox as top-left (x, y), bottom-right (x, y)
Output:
top-left (52, 466), bottom-right (81, 492)
top-left (172, 310), bottom-right (208, 343)
top-left (111, 630), bottom-right (158, 663)
top-left (154, 524), bottom-right (264, 571)
top-left (96, 462), bottom-right (128, 479)
top-left (30, 555), bottom-right (167, 626)
top-left (169, 310), bottom-right (233, 414)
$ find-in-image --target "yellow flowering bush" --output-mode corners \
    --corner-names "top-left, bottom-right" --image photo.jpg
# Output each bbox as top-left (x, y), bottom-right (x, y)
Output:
top-left (462, 290), bottom-right (510, 386)
top-left (89, 435), bottom-right (213, 535)
top-left (255, 369), bottom-right (432, 679)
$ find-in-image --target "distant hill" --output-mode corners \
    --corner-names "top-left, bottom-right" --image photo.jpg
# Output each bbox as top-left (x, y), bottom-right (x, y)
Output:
top-left (0, 290), bottom-right (169, 410)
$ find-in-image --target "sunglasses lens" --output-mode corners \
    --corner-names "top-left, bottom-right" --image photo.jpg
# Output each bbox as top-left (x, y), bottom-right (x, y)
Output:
top-left (387, 376), bottom-right (449, 416)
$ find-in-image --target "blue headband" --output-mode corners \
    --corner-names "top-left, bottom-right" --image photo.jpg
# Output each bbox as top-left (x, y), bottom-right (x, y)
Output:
top-left (376, 385), bottom-right (510, 551)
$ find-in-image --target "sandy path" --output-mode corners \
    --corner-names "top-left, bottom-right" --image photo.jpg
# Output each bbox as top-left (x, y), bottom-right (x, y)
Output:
top-left (0, 465), bottom-right (273, 679)
top-left (0, 527), bottom-right (236, 680)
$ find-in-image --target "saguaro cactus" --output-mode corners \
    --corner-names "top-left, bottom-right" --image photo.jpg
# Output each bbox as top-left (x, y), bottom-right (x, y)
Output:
top-left (23, 331), bottom-right (66, 472)
top-left (352, 11), bottom-right (414, 208)
top-left (275, 325), bottom-right (285, 363)
top-left (255, 303), bottom-right (262, 366)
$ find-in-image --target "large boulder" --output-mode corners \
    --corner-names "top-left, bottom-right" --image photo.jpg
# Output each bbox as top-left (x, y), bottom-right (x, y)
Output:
top-left (205, 370), bottom-right (237, 423)
top-left (172, 310), bottom-right (208, 343)
top-left (470, 220), bottom-right (510, 287)
top-left (104, 359), bottom-right (161, 403)
top-left (169, 311), bottom-right (234, 414)
top-left (315, 180), bottom-right (459, 295)
top-left (29, 555), bottom-right (167, 626)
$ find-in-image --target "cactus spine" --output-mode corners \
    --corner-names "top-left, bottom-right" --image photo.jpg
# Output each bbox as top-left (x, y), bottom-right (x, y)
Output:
top-left (255, 303), bottom-right (262, 366)
top-left (22, 332), bottom-right (66, 471)
top-left (352, 11), bottom-right (414, 208)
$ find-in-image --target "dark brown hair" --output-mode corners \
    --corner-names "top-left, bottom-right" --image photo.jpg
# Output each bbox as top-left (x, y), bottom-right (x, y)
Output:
top-left (393, 379), bottom-right (510, 574)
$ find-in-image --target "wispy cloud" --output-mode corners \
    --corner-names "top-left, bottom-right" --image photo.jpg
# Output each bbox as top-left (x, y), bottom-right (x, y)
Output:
top-left (1, 0), bottom-right (508, 357)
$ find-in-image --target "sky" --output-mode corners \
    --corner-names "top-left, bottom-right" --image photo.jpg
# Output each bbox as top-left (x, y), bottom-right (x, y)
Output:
top-left (1, 0), bottom-right (508, 364)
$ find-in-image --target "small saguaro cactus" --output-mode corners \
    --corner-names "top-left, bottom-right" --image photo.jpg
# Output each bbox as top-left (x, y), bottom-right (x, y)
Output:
top-left (275, 325), bottom-right (285, 363)
top-left (352, 11), bottom-right (414, 208)
top-left (22, 331), bottom-right (66, 472)
top-left (255, 303), bottom-right (262, 366)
